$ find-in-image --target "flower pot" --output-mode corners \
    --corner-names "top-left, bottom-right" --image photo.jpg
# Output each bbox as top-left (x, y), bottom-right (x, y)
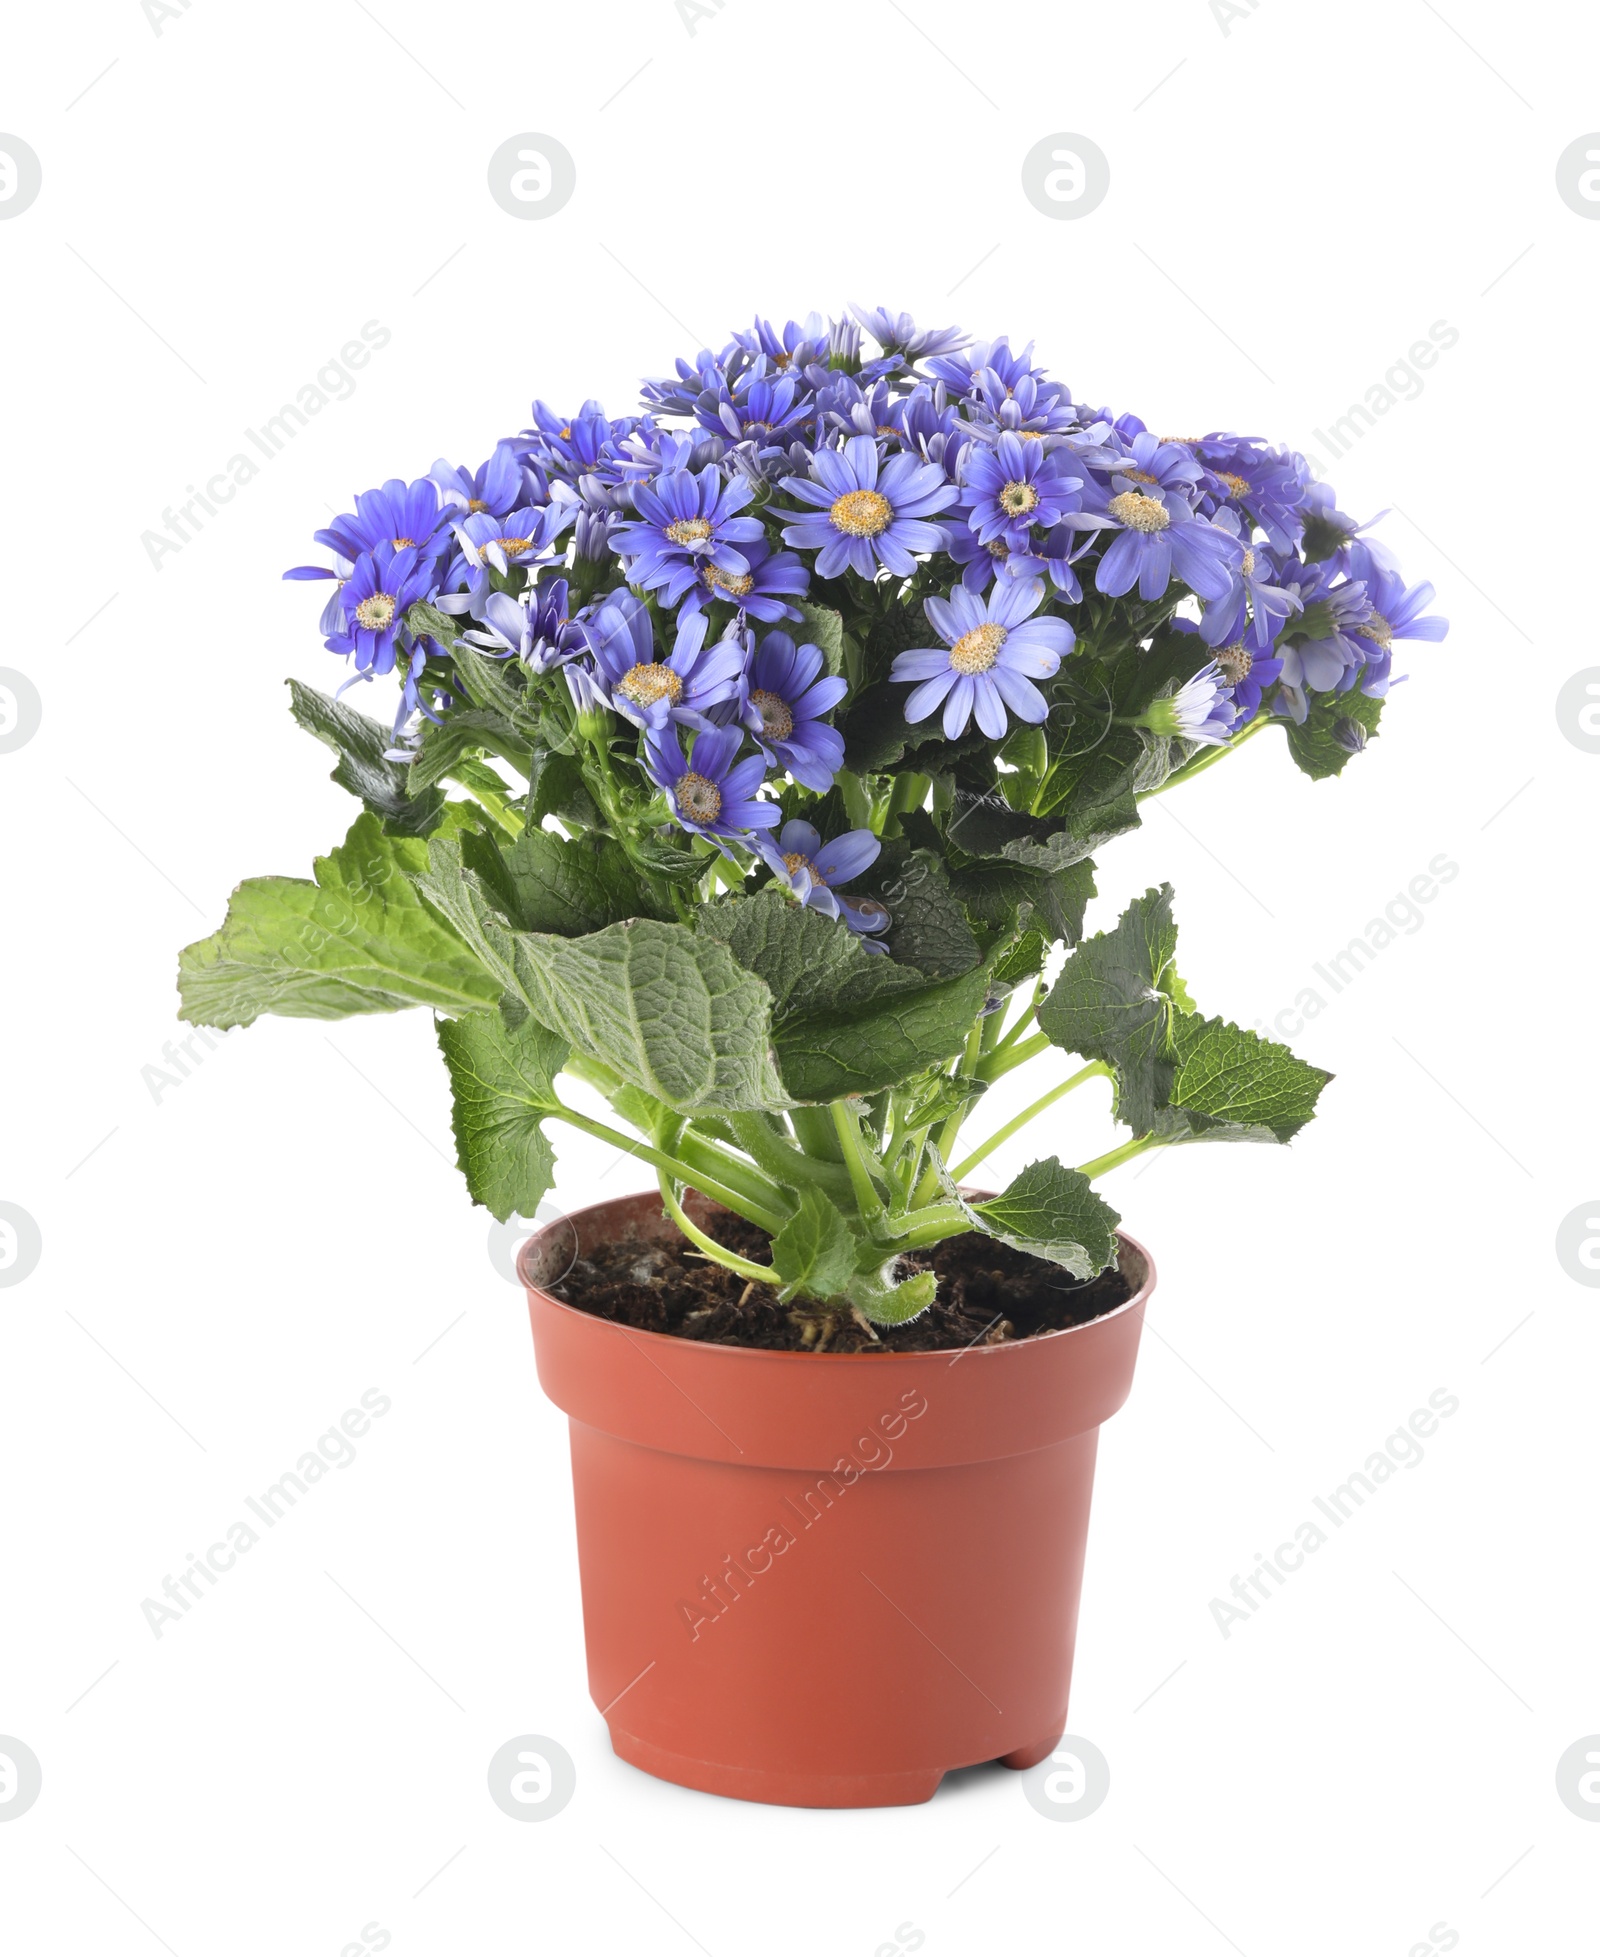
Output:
top-left (520, 1189), bottom-right (1153, 1809)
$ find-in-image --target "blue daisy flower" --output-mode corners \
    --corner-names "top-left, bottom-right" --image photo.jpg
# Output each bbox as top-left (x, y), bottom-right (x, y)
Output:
top-left (1094, 491), bottom-right (1240, 603)
top-left (739, 632), bottom-right (847, 792)
top-left (610, 467), bottom-right (765, 606)
top-left (780, 435), bottom-right (956, 580)
top-left (323, 543), bottom-right (434, 680)
top-left (309, 477), bottom-right (452, 568)
top-left (959, 431), bottom-right (1085, 555)
top-left (756, 819), bottom-right (890, 946)
top-left (890, 576), bottom-right (1073, 740)
top-left (848, 306), bottom-right (972, 365)
top-left (645, 723), bottom-right (778, 840)
top-left (677, 536), bottom-right (810, 626)
top-left (428, 441), bottom-right (529, 518)
top-left (581, 596), bottom-right (744, 734)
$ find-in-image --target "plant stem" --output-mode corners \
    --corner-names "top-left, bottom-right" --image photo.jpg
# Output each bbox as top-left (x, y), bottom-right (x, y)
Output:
top-left (910, 1018), bottom-right (985, 1211)
top-left (977, 1028), bottom-right (1052, 1084)
top-left (831, 1101), bottom-right (887, 1221)
top-left (728, 1111), bottom-right (854, 1200)
top-left (656, 1174), bottom-right (777, 1285)
top-left (550, 1105), bottom-right (787, 1234)
top-left (950, 1062), bottom-right (1109, 1183)
top-left (1076, 1133), bottom-right (1163, 1179)
top-left (1140, 713), bottom-right (1271, 802)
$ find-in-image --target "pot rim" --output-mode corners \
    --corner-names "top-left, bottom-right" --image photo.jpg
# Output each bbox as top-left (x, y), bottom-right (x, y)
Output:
top-left (517, 1188), bottom-right (1154, 1368)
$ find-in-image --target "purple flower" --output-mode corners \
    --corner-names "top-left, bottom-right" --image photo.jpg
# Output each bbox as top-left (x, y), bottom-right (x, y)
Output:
top-left (435, 501), bottom-right (573, 613)
top-left (740, 632), bottom-right (847, 792)
top-left (302, 477), bottom-right (451, 571)
top-left (645, 723), bottom-right (778, 840)
top-left (890, 576), bottom-right (1073, 740)
top-left (780, 435), bottom-right (957, 579)
top-left (461, 578), bottom-right (583, 675)
top-left (677, 536), bottom-right (810, 626)
top-left (960, 431), bottom-right (1084, 553)
top-left (756, 819), bottom-right (889, 944)
top-left (848, 306), bottom-right (972, 364)
top-left (1209, 639), bottom-right (1284, 723)
top-left (697, 375), bottom-right (812, 448)
top-left (609, 467), bottom-right (765, 606)
top-left (1345, 547), bottom-right (1448, 697)
top-left (581, 597), bottom-right (744, 734)
top-left (428, 442), bottom-right (528, 518)
top-left (1199, 521), bottom-right (1301, 652)
top-left (1141, 661), bottom-right (1238, 748)
top-left (1094, 493), bottom-right (1240, 603)
top-left (323, 543), bottom-right (435, 698)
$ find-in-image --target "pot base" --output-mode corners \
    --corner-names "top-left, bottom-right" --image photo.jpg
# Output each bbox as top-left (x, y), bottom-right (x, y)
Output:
top-left (607, 1721), bottom-right (1066, 1808)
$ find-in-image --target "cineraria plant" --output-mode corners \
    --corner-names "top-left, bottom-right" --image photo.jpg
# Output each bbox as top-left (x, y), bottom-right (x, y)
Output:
top-left (178, 306), bottom-right (1447, 1328)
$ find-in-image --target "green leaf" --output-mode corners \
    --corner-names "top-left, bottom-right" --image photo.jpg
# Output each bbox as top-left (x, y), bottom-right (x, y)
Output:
top-left (971, 1157), bottom-right (1121, 1280)
top-left (405, 707), bottom-right (532, 794)
top-left (435, 1010), bottom-right (570, 1221)
top-left (527, 748), bottom-right (602, 830)
top-left (770, 1187), bottom-right (857, 1303)
top-left (991, 928), bottom-right (1047, 987)
top-left (870, 847), bottom-right (982, 978)
top-left (948, 854), bottom-right (1096, 947)
top-left (179, 812), bottom-right (503, 1030)
top-left (287, 680), bottom-right (444, 836)
top-left (510, 918), bottom-right (791, 1114)
top-left (795, 601), bottom-right (846, 679)
top-left (627, 831), bottom-right (712, 884)
top-left (1152, 1014), bottom-right (1331, 1144)
top-left (469, 826), bottom-right (672, 935)
top-left (1282, 687), bottom-right (1385, 780)
top-left (695, 888), bottom-right (927, 1020)
top-left (1036, 884), bottom-right (1183, 1134)
top-left (774, 965), bottom-right (992, 1102)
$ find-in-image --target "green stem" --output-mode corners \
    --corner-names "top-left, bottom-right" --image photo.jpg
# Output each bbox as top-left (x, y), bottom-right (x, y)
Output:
top-left (977, 1028), bottom-right (1052, 1084)
top-left (675, 1127), bottom-right (794, 1221)
top-left (880, 1200), bottom-right (970, 1245)
top-left (550, 1105), bottom-right (786, 1233)
top-left (788, 1103), bottom-right (846, 1164)
top-left (656, 1174), bottom-right (777, 1285)
top-left (831, 1101), bottom-right (887, 1220)
top-left (1076, 1133), bottom-right (1162, 1179)
top-left (950, 1062), bottom-right (1110, 1183)
top-left (911, 1018), bottom-right (985, 1211)
top-left (729, 1111), bottom-right (854, 1200)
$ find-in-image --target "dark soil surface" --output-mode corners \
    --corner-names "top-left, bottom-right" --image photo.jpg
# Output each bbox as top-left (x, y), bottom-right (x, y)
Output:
top-left (549, 1204), bottom-right (1134, 1354)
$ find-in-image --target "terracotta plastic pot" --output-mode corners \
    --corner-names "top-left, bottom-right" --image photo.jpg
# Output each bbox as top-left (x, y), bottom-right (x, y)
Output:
top-left (520, 1189), bottom-right (1152, 1809)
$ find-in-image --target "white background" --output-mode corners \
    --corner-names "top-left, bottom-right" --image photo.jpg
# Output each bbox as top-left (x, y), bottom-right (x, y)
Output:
top-left (2, 1), bottom-right (1597, 1950)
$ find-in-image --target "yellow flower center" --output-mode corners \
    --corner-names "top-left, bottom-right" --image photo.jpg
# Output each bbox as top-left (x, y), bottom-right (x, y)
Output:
top-left (702, 564), bottom-right (754, 598)
top-left (1125, 469), bottom-right (1159, 487)
top-left (985, 539), bottom-right (1010, 559)
top-left (1241, 547), bottom-right (1256, 575)
top-left (466, 499), bottom-right (489, 513)
top-left (1108, 491), bottom-right (1170, 534)
top-left (665, 517), bottom-right (714, 547)
top-left (949, 622), bottom-right (1007, 675)
top-left (353, 593), bottom-right (396, 632)
top-left (494, 535), bottom-right (534, 558)
top-left (782, 850), bottom-right (824, 885)
top-left (391, 535), bottom-right (415, 548)
top-left (1214, 642), bottom-right (1253, 685)
top-left (998, 481), bottom-right (1039, 518)
top-left (1219, 472), bottom-right (1251, 498)
top-left (618, 663), bottom-right (682, 707)
top-left (750, 689), bottom-right (794, 740)
top-left (1358, 612), bottom-right (1393, 648)
top-left (675, 772), bottom-right (722, 823)
top-left (829, 488), bottom-right (892, 537)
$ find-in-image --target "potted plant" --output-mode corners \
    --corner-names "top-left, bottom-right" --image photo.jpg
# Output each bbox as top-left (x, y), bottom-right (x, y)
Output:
top-left (179, 305), bottom-right (1446, 1807)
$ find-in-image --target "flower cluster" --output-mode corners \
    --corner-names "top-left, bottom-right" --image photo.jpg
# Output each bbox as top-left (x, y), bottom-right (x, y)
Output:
top-left (285, 307), bottom-right (1447, 942)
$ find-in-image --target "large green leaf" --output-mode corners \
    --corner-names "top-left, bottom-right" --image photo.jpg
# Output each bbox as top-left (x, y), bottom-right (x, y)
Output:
top-left (435, 1010), bottom-right (570, 1220)
top-left (971, 1157), bottom-right (1122, 1280)
top-left (948, 853), bottom-right (1096, 947)
top-left (1152, 1014), bottom-right (1331, 1144)
top-left (288, 680), bottom-right (444, 836)
top-left (695, 889), bottom-right (926, 1019)
top-left (870, 846), bottom-right (982, 978)
top-left (466, 825), bottom-right (673, 936)
top-left (1036, 885), bottom-right (1183, 1134)
top-left (405, 707), bottom-right (532, 794)
top-left (178, 811), bottom-right (502, 1029)
top-left (511, 919), bottom-right (791, 1114)
top-left (774, 965), bottom-right (992, 1102)
top-left (1282, 687), bottom-right (1384, 780)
